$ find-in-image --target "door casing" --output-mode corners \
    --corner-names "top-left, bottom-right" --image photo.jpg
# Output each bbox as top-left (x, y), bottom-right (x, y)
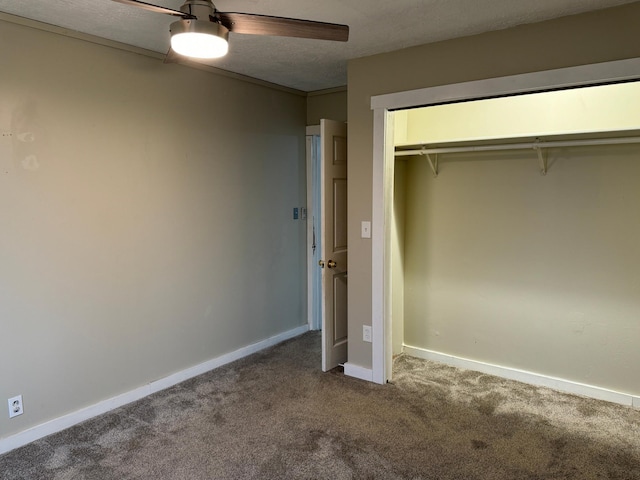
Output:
top-left (306, 127), bottom-right (321, 331)
top-left (370, 57), bottom-right (640, 385)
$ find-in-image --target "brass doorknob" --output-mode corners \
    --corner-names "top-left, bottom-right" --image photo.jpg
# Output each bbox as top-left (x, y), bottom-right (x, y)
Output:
top-left (327, 260), bottom-right (337, 269)
top-left (318, 260), bottom-right (325, 268)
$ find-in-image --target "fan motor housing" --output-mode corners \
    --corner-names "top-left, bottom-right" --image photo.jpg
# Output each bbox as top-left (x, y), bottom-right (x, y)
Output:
top-left (170, 19), bottom-right (229, 41)
top-left (179, 0), bottom-right (216, 20)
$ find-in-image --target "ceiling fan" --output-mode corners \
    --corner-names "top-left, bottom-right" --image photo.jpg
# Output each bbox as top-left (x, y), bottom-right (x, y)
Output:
top-left (112, 0), bottom-right (349, 61)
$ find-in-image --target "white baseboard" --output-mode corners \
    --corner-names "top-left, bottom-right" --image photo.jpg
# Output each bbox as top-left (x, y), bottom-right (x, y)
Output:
top-left (344, 362), bottom-right (374, 382)
top-left (403, 344), bottom-right (638, 408)
top-left (0, 325), bottom-right (309, 456)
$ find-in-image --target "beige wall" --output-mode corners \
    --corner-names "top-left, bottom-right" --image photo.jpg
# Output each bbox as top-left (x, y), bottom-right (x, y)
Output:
top-left (0, 19), bottom-right (306, 438)
top-left (347, 2), bottom-right (640, 370)
top-left (306, 89), bottom-right (347, 125)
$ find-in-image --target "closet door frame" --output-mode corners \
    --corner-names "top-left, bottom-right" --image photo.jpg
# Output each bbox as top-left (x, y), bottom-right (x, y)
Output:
top-left (369, 57), bottom-right (640, 385)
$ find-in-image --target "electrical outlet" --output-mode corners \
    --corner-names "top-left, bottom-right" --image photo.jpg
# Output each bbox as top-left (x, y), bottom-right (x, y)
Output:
top-left (8, 395), bottom-right (23, 418)
top-left (363, 325), bottom-right (372, 343)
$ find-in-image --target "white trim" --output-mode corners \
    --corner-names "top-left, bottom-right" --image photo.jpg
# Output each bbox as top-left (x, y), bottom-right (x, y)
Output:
top-left (306, 134), bottom-right (315, 330)
top-left (395, 136), bottom-right (640, 157)
top-left (370, 57), bottom-right (640, 389)
top-left (371, 108), bottom-right (388, 385)
top-left (344, 362), bottom-right (374, 382)
top-left (371, 58), bottom-right (640, 111)
top-left (403, 345), bottom-right (638, 408)
top-left (633, 397), bottom-right (640, 409)
top-left (0, 325), bottom-right (309, 455)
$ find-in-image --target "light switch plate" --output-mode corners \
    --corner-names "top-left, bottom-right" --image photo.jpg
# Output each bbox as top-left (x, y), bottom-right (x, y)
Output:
top-left (361, 221), bottom-right (371, 239)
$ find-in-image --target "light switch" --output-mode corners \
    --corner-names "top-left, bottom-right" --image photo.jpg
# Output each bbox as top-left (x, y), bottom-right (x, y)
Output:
top-left (361, 221), bottom-right (371, 239)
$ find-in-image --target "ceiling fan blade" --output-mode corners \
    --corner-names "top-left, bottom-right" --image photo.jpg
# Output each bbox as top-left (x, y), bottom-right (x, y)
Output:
top-left (111, 0), bottom-right (194, 18)
top-left (217, 12), bottom-right (349, 42)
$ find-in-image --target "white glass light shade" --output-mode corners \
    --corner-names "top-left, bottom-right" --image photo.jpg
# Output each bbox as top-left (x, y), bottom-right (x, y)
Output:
top-left (170, 20), bottom-right (229, 59)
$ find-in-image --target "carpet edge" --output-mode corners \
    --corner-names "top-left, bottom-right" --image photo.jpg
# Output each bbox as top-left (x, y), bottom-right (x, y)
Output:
top-left (0, 324), bottom-right (309, 455)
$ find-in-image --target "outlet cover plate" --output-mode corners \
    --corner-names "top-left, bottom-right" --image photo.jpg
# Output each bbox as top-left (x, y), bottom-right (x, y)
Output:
top-left (363, 325), bottom-right (372, 343)
top-left (8, 395), bottom-right (23, 418)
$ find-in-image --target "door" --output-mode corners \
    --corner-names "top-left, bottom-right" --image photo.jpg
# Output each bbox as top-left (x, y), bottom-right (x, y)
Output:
top-left (320, 119), bottom-right (348, 371)
top-left (305, 132), bottom-right (322, 331)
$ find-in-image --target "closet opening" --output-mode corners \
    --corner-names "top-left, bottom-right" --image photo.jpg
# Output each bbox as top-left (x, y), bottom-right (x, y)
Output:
top-left (370, 58), bottom-right (640, 406)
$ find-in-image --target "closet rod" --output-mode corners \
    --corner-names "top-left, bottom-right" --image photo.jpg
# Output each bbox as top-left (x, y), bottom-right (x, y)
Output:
top-left (395, 136), bottom-right (640, 157)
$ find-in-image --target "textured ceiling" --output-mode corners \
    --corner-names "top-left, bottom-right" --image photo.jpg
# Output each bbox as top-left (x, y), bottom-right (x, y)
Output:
top-left (0, 0), bottom-right (637, 92)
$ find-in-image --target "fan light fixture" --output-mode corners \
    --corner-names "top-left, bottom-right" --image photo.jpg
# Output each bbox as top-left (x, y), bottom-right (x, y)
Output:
top-left (170, 19), bottom-right (229, 59)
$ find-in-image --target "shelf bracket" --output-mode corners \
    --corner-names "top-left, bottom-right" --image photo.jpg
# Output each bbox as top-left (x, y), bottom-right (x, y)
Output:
top-left (423, 151), bottom-right (438, 177)
top-left (534, 140), bottom-right (547, 176)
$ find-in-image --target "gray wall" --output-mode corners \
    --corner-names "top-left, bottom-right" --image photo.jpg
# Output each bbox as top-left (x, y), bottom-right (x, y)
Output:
top-left (347, 2), bottom-right (640, 371)
top-left (0, 19), bottom-right (306, 438)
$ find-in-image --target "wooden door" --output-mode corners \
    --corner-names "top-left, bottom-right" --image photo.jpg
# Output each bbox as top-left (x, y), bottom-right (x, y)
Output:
top-left (320, 119), bottom-right (348, 371)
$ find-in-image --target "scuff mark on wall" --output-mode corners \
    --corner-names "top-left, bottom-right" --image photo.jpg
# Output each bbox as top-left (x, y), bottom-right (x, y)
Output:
top-left (11, 101), bottom-right (45, 172)
top-left (21, 154), bottom-right (40, 171)
top-left (568, 312), bottom-right (589, 335)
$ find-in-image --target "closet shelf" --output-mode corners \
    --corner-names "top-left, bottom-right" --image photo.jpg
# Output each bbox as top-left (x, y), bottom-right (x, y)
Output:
top-left (395, 133), bottom-right (640, 177)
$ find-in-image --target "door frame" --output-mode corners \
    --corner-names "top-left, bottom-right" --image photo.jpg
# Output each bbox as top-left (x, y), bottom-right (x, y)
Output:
top-left (306, 125), bottom-right (321, 331)
top-left (370, 57), bottom-right (640, 385)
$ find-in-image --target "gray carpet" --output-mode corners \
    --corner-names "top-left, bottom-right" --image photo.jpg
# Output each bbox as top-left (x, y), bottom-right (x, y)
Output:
top-left (2, 331), bottom-right (639, 479)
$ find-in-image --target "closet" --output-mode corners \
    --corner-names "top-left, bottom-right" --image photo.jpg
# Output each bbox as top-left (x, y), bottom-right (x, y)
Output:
top-left (391, 81), bottom-right (640, 397)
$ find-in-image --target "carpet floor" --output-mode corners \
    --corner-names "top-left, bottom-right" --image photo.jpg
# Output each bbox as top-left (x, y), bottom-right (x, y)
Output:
top-left (1, 331), bottom-right (639, 479)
